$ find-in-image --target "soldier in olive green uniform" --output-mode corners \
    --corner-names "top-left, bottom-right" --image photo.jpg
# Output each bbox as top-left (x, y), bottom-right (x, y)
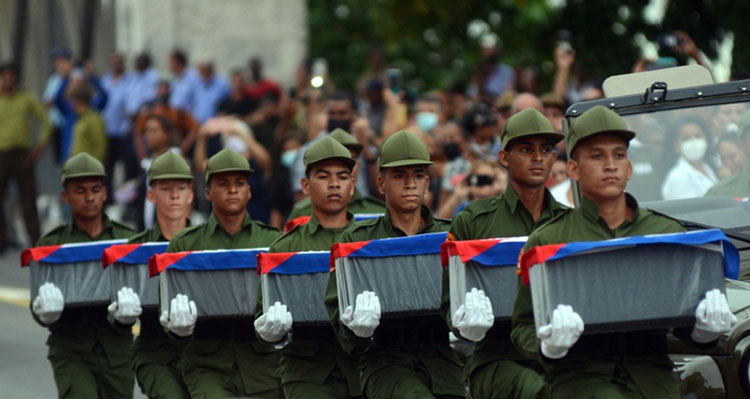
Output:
top-left (287, 128), bottom-right (384, 221)
top-left (128, 151), bottom-right (194, 399)
top-left (255, 136), bottom-right (363, 398)
top-left (707, 111), bottom-right (750, 198)
top-left (443, 108), bottom-right (566, 398)
top-left (511, 106), bottom-right (733, 399)
top-left (160, 149), bottom-right (283, 398)
top-left (69, 87), bottom-right (107, 163)
top-left (32, 152), bottom-right (135, 398)
top-left (325, 131), bottom-right (465, 398)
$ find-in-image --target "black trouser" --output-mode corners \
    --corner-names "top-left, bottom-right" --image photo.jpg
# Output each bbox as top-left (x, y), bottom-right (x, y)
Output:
top-left (0, 149), bottom-right (40, 248)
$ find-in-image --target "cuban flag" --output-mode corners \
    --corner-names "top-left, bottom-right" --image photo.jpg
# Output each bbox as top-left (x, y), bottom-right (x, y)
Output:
top-left (22, 239), bottom-right (127, 266)
top-left (519, 229), bottom-right (739, 285)
top-left (257, 251), bottom-right (330, 275)
top-left (102, 242), bottom-right (169, 269)
top-left (148, 248), bottom-right (268, 277)
top-left (440, 236), bottom-right (527, 268)
top-left (284, 213), bottom-right (383, 232)
top-left (330, 231), bottom-right (448, 267)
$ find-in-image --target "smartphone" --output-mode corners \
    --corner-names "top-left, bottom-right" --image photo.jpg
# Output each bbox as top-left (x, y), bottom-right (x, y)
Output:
top-left (310, 58), bottom-right (327, 88)
top-left (557, 29), bottom-right (573, 54)
top-left (387, 68), bottom-right (403, 94)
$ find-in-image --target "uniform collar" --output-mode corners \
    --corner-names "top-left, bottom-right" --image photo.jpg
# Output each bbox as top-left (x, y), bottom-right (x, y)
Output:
top-left (154, 218), bottom-right (191, 241)
top-left (306, 212), bottom-right (353, 234)
top-left (207, 211), bottom-right (252, 234)
top-left (65, 213), bottom-right (114, 238)
top-left (383, 205), bottom-right (435, 235)
top-left (580, 193), bottom-right (641, 226)
top-left (502, 183), bottom-right (565, 216)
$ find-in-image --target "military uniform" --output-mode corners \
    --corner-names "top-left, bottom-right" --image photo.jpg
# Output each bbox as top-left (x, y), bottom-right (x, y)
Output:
top-left (129, 151), bottom-right (193, 399)
top-left (71, 109), bottom-right (108, 164)
top-left (167, 149), bottom-right (283, 398)
top-left (262, 135), bottom-right (363, 398)
top-left (706, 166), bottom-right (750, 198)
top-left (35, 153), bottom-right (135, 399)
top-left (325, 131), bottom-right (464, 399)
top-left (444, 107), bottom-right (566, 399)
top-left (511, 106), bottom-right (688, 399)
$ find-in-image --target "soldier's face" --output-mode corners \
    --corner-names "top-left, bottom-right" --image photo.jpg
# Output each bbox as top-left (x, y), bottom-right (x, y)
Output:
top-left (205, 173), bottom-right (251, 216)
top-left (378, 166), bottom-right (429, 213)
top-left (148, 179), bottom-right (193, 221)
top-left (499, 137), bottom-right (556, 189)
top-left (568, 134), bottom-right (632, 201)
top-left (62, 178), bottom-right (107, 221)
top-left (302, 160), bottom-right (355, 216)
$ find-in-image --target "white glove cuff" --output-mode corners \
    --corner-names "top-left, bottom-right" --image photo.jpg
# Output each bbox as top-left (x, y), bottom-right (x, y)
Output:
top-left (691, 327), bottom-right (720, 344)
top-left (541, 341), bottom-right (569, 360)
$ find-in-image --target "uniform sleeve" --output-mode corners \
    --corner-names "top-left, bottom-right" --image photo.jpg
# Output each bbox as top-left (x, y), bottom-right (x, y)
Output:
top-left (29, 95), bottom-right (52, 146)
top-left (511, 237), bottom-right (543, 362)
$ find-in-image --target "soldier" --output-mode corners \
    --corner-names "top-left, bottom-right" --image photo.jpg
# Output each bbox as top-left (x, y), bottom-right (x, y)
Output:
top-left (444, 108), bottom-right (566, 398)
top-left (511, 106), bottom-right (736, 398)
top-left (325, 130), bottom-right (465, 398)
top-left (127, 151), bottom-right (193, 398)
top-left (255, 136), bottom-right (362, 398)
top-left (286, 128), bottom-right (384, 222)
top-left (707, 110), bottom-right (750, 197)
top-left (31, 152), bottom-right (136, 398)
top-left (159, 148), bottom-right (283, 398)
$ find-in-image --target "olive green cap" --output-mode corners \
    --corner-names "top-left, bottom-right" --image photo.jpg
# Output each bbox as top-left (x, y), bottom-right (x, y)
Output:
top-left (739, 110), bottom-right (750, 137)
top-left (304, 136), bottom-right (356, 174)
top-left (378, 130), bottom-right (433, 168)
top-left (328, 128), bottom-right (363, 153)
top-left (61, 152), bottom-right (106, 185)
top-left (568, 105), bottom-right (635, 154)
top-left (501, 108), bottom-right (563, 149)
top-left (204, 148), bottom-right (254, 183)
top-left (148, 151), bottom-right (193, 184)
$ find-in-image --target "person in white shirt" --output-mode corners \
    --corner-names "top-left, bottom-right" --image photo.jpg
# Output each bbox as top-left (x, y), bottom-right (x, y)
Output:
top-left (662, 118), bottom-right (718, 199)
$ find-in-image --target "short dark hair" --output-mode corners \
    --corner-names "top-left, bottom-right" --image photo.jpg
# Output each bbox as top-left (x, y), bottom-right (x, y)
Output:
top-left (171, 49), bottom-right (188, 67)
top-left (0, 62), bottom-right (19, 74)
top-left (327, 91), bottom-right (355, 109)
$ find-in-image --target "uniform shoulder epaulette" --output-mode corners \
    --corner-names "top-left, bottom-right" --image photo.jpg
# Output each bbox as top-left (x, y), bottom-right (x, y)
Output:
top-left (111, 220), bottom-right (136, 232)
top-left (127, 229), bottom-right (149, 243)
top-left (347, 217), bottom-right (380, 232)
top-left (173, 223), bottom-right (204, 238)
top-left (434, 216), bottom-right (452, 224)
top-left (39, 224), bottom-right (67, 239)
top-left (252, 219), bottom-right (281, 232)
top-left (461, 196), bottom-right (499, 219)
top-left (537, 207), bottom-right (572, 229)
top-left (642, 207), bottom-right (684, 225)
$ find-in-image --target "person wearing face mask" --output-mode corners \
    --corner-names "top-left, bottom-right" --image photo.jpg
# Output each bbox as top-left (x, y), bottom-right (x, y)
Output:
top-left (463, 104), bottom-right (502, 162)
top-left (661, 118), bottom-right (718, 200)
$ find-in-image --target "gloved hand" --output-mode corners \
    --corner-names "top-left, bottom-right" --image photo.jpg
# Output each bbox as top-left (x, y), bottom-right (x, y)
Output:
top-left (32, 282), bottom-right (64, 325)
top-left (254, 301), bottom-right (293, 343)
top-left (537, 304), bottom-right (584, 359)
top-left (341, 291), bottom-right (381, 338)
top-left (107, 287), bottom-right (142, 325)
top-left (691, 288), bottom-right (737, 343)
top-left (453, 288), bottom-right (494, 342)
top-left (159, 294), bottom-right (197, 337)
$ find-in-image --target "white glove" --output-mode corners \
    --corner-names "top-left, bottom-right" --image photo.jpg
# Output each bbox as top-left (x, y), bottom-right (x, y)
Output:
top-left (159, 294), bottom-right (198, 337)
top-left (32, 282), bottom-right (64, 325)
top-left (107, 287), bottom-right (142, 325)
top-left (453, 288), bottom-right (494, 342)
top-left (691, 288), bottom-right (737, 343)
top-left (254, 301), bottom-right (293, 343)
top-left (341, 291), bottom-right (381, 338)
top-left (537, 304), bottom-right (584, 359)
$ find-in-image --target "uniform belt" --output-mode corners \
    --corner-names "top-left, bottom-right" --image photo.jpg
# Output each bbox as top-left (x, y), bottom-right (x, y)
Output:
top-left (193, 318), bottom-right (257, 342)
top-left (291, 325), bottom-right (336, 341)
top-left (373, 323), bottom-right (449, 347)
top-left (567, 331), bottom-right (668, 358)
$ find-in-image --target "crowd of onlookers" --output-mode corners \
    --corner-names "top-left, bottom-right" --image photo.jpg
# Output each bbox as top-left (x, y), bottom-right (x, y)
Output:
top-left (2, 30), bottom-right (749, 251)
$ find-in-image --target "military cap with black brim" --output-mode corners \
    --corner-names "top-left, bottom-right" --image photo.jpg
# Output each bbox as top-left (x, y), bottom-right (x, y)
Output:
top-left (328, 128), bottom-right (364, 154)
top-left (378, 130), bottom-right (433, 168)
top-left (304, 136), bottom-right (356, 175)
top-left (148, 151), bottom-right (193, 185)
top-left (568, 105), bottom-right (636, 155)
top-left (61, 152), bottom-right (106, 185)
top-left (204, 148), bottom-right (254, 183)
top-left (501, 108), bottom-right (564, 150)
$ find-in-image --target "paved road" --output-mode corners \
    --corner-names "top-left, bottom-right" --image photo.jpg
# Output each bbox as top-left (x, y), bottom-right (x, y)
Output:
top-left (0, 248), bottom-right (146, 398)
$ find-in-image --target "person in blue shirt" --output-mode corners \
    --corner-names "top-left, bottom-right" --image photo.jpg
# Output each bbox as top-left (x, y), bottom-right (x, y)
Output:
top-left (54, 66), bottom-right (108, 161)
top-left (101, 52), bottom-right (138, 191)
top-left (192, 62), bottom-right (230, 123)
top-left (168, 49), bottom-right (199, 112)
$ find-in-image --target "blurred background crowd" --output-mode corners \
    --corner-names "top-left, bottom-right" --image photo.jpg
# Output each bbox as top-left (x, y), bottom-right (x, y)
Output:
top-left (2, 0), bottom-right (750, 252)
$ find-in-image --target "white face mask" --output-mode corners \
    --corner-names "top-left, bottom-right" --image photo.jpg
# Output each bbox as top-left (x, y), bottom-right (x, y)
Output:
top-left (681, 137), bottom-right (708, 162)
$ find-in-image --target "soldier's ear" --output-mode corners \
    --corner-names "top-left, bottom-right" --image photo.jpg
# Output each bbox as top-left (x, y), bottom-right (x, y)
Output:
top-left (376, 174), bottom-right (385, 196)
top-left (146, 189), bottom-right (156, 205)
top-left (204, 185), bottom-right (212, 202)
top-left (60, 189), bottom-right (70, 205)
top-left (301, 178), bottom-right (311, 197)
top-left (498, 150), bottom-right (510, 169)
top-left (566, 159), bottom-right (580, 182)
top-left (626, 159), bottom-right (633, 182)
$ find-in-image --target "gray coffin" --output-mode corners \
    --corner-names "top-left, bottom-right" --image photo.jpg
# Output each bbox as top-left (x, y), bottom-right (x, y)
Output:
top-left (261, 273), bottom-right (329, 326)
top-left (109, 263), bottom-right (160, 308)
top-left (529, 243), bottom-right (726, 334)
top-left (448, 255), bottom-right (518, 320)
top-left (336, 253), bottom-right (443, 319)
top-left (30, 260), bottom-right (111, 307)
top-left (160, 268), bottom-right (258, 320)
